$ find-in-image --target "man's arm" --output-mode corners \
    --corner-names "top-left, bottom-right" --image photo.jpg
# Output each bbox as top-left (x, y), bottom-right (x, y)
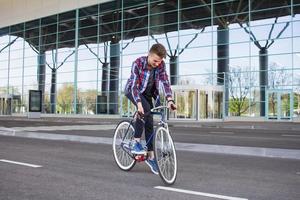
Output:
top-left (131, 60), bottom-right (145, 114)
top-left (131, 61), bottom-right (141, 104)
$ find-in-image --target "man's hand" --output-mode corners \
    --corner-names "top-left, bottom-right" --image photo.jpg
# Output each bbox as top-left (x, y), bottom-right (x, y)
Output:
top-left (167, 100), bottom-right (177, 111)
top-left (137, 102), bottom-right (144, 116)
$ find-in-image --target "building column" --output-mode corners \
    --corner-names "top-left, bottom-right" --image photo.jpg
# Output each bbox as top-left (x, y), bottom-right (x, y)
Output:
top-left (109, 38), bottom-right (120, 114)
top-left (50, 69), bottom-right (56, 113)
top-left (217, 26), bottom-right (229, 117)
top-left (97, 62), bottom-right (109, 114)
top-left (259, 48), bottom-right (268, 117)
top-left (170, 56), bottom-right (178, 85)
top-left (38, 51), bottom-right (45, 113)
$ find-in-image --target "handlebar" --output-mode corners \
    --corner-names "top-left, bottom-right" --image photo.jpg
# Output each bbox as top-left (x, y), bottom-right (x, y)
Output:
top-left (133, 105), bottom-right (168, 120)
top-left (150, 105), bottom-right (168, 112)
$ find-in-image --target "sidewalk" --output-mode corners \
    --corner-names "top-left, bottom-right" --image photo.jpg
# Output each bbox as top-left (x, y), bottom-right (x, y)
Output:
top-left (1, 116), bottom-right (300, 160)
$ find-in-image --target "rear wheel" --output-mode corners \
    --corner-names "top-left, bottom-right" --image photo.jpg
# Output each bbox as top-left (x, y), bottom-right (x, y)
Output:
top-left (154, 126), bottom-right (177, 185)
top-left (112, 121), bottom-right (136, 171)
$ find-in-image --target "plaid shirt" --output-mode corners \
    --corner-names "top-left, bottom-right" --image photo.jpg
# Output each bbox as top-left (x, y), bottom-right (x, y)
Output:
top-left (125, 56), bottom-right (172, 105)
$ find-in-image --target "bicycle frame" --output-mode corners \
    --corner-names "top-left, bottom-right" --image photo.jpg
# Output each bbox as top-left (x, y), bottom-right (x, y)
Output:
top-left (120, 106), bottom-right (170, 159)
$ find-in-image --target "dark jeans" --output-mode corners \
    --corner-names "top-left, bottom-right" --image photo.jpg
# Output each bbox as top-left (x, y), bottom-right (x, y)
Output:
top-left (125, 92), bottom-right (154, 151)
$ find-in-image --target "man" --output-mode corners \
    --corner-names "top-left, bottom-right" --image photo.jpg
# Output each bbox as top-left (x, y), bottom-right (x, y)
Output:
top-left (124, 43), bottom-right (177, 174)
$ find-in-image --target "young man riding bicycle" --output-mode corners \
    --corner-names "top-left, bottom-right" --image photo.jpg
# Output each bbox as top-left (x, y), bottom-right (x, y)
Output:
top-left (124, 43), bottom-right (177, 175)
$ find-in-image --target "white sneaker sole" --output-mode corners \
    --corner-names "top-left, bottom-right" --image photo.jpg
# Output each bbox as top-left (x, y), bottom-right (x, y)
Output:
top-left (131, 150), bottom-right (146, 155)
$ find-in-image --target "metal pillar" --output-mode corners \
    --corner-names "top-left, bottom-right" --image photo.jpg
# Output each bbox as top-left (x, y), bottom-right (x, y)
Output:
top-left (109, 39), bottom-right (120, 114)
top-left (170, 56), bottom-right (178, 85)
top-left (217, 26), bottom-right (229, 116)
top-left (37, 51), bottom-right (45, 113)
top-left (50, 69), bottom-right (57, 113)
top-left (97, 62), bottom-right (109, 114)
top-left (259, 48), bottom-right (268, 117)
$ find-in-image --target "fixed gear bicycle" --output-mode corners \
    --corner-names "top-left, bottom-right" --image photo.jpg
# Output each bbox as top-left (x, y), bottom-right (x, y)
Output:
top-left (112, 105), bottom-right (177, 185)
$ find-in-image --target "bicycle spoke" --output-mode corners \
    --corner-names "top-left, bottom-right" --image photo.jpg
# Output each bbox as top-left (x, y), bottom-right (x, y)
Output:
top-left (161, 155), bottom-right (174, 180)
top-left (113, 121), bottom-right (136, 171)
top-left (154, 126), bottom-right (177, 184)
top-left (118, 143), bottom-right (131, 165)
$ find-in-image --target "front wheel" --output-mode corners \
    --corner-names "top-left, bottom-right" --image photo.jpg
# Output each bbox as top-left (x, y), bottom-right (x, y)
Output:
top-left (112, 121), bottom-right (136, 171)
top-left (154, 126), bottom-right (177, 185)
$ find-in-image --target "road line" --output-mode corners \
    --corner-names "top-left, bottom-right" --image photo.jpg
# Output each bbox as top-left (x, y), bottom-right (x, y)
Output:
top-left (281, 134), bottom-right (300, 138)
top-left (0, 159), bottom-right (42, 168)
top-left (154, 186), bottom-right (248, 200)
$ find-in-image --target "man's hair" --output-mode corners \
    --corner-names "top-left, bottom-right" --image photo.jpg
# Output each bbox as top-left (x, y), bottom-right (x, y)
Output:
top-left (149, 43), bottom-right (167, 58)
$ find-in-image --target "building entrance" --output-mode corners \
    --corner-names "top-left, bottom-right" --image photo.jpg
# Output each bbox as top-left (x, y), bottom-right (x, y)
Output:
top-left (0, 95), bottom-right (12, 115)
top-left (267, 89), bottom-right (293, 120)
top-left (171, 85), bottom-right (224, 120)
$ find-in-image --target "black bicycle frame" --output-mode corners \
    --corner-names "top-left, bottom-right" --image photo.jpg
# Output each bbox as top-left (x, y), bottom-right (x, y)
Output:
top-left (120, 109), bottom-right (166, 158)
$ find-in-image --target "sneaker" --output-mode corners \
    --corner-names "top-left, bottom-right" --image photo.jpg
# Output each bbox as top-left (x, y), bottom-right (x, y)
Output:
top-left (131, 141), bottom-right (146, 155)
top-left (145, 159), bottom-right (159, 175)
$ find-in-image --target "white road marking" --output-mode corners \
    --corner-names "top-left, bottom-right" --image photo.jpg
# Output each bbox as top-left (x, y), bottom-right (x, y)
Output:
top-left (281, 134), bottom-right (300, 138)
top-left (0, 159), bottom-right (42, 168)
top-left (210, 131), bottom-right (234, 135)
top-left (154, 186), bottom-right (248, 200)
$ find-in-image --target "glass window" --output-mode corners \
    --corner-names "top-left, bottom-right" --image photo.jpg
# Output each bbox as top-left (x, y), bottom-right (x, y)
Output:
top-left (228, 68), bottom-right (254, 116)
top-left (180, 0), bottom-right (211, 31)
top-left (199, 89), bottom-right (221, 119)
top-left (214, 91), bottom-right (223, 118)
top-left (77, 86), bottom-right (97, 114)
top-left (249, 86), bottom-right (260, 117)
top-left (294, 69), bottom-right (300, 118)
top-left (0, 35), bottom-right (9, 91)
top-left (173, 89), bottom-right (197, 119)
top-left (293, 17), bottom-right (300, 68)
top-left (56, 83), bottom-right (74, 114)
top-left (150, 0), bottom-right (178, 34)
top-left (199, 90), bottom-right (207, 119)
top-left (268, 56), bottom-right (293, 89)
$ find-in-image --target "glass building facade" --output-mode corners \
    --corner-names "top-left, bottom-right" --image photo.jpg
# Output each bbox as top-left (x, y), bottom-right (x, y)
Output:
top-left (0, 0), bottom-right (299, 121)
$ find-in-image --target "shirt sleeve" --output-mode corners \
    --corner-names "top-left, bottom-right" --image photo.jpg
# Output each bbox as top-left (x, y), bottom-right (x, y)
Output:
top-left (159, 61), bottom-right (172, 99)
top-left (131, 60), bottom-right (141, 103)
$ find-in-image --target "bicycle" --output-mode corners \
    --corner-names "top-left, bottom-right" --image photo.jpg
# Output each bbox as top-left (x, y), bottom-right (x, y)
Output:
top-left (112, 105), bottom-right (177, 185)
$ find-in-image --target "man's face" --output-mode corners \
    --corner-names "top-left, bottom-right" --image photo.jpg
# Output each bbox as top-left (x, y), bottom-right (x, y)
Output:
top-left (148, 53), bottom-right (163, 68)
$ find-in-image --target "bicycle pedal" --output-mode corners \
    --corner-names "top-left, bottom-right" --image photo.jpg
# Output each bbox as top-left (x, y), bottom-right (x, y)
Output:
top-left (135, 154), bottom-right (147, 162)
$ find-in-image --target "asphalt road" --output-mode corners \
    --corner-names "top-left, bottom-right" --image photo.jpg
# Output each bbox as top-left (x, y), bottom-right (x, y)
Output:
top-left (1, 136), bottom-right (299, 200)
